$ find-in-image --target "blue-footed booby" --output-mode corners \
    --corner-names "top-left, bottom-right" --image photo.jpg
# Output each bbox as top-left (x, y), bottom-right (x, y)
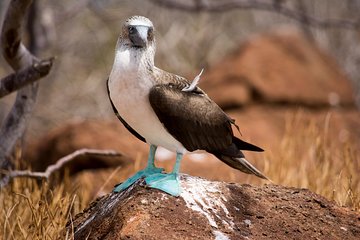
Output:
top-left (107, 16), bottom-right (268, 196)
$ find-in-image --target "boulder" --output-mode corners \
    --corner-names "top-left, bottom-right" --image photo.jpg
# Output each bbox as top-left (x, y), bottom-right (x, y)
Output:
top-left (24, 120), bottom-right (148, 173)
top-left (201, 29), bottom-right (355, 108)
top-left (67, 175), bottom-right (360, 239)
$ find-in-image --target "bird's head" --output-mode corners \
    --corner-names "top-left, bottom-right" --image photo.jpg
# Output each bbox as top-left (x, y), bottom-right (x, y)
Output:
top-left (118, 16), bottom-right (155, 51)
top-left (115, 16), bottom-right (156, 70)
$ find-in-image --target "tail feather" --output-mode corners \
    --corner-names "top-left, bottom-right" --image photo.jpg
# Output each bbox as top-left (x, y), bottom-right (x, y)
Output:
top-left (211, 137), bottom-right (269, 180)
top-left (233, 137), bottom-right (264, 152)
top-left (216, 154), bottom-right (269, 180)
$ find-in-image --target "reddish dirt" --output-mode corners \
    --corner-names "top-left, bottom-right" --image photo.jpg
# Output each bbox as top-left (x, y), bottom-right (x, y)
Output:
top-left (67, 176), bottom-right (360, 240)
top-left (201, 29), bottom-right (355, 108)
top-left (227, 184), bottom-right (360, 239)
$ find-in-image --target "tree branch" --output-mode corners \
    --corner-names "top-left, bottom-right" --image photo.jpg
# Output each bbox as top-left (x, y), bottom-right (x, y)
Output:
top-left (0, 0), bottom-right (54, 169)
top-left (1, 0), bottom-right (36, 69)
top-left (0, 58), bottom-right (54, 98)
top-left (150, 0), bottom-right (360, 30)
top-left (3, 149), bottom-right (122, 181)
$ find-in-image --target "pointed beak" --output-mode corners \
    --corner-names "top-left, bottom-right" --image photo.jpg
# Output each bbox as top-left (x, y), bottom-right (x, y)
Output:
top-left (129, 25), bottom-right (149, 48)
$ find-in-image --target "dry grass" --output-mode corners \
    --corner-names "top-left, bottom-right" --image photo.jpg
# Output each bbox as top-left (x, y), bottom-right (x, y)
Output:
top-left (0, 177), bottom-right (90, 240)
top-left (264, 112), bottom-right (360, 210)
top-left (0, 113), bottom-right (359, 239)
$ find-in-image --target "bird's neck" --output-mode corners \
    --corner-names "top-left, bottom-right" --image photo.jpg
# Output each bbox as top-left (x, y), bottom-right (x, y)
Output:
top-left (112, 45), bottom-right (155, 76)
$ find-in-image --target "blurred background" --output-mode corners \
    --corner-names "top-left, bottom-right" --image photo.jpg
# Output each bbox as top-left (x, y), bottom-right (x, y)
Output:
top-left (1, 0), bottom-right (359, 207)
top-left (1, 0), bottom-right (360, 134)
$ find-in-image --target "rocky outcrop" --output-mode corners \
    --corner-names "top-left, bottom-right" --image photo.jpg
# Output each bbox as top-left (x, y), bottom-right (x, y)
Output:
top-left (24, 120), bottom-right (145, 173)
top-left (201, 29), bottom-right (355, 108)
top-left (67, 175), bottom-right (360, 240)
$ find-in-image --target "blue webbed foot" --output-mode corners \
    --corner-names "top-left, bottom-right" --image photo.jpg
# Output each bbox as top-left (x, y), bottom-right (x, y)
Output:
top-left (113, 166), bottom-right (164, 193)
top-left (113, 145), bottom-right (183, 197)
top-left (145, 173), bottom-right (181, 197)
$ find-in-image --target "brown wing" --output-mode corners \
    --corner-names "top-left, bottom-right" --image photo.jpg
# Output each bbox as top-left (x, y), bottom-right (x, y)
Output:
top-left (149, 84), bottom-right (233, 152)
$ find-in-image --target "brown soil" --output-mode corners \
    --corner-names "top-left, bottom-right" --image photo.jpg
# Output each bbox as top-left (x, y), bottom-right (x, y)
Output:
top-left (67, 175), bottom-right (360, 240)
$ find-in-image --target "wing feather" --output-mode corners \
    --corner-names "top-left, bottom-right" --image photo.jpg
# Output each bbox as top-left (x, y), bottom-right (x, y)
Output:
top-left (149, 84), bottom-right (233, 152)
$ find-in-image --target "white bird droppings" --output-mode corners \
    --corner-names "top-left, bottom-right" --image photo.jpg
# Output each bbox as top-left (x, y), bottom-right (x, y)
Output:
top-left (244, 219), bottom-right (252, 227)
top-left (180, 176), bottom-right (235, 231)
top-left (213, 230), bottom-right (230, 240)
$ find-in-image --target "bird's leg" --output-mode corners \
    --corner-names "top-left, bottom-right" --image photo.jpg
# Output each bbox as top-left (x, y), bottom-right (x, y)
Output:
top-left (172, 152), bottom-right (182, 174)
top-left (145, 152), bottom-right (183, 197)
top-left (113, 144), bottom-right (164, 193)
top-left (143, 145), bottom-right (164, 173)
top-left (144, 145), bottom-right (159, 169)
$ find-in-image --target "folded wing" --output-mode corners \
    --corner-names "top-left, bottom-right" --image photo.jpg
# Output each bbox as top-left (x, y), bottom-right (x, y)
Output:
top-left (149, 84), bottom-right (233, 152)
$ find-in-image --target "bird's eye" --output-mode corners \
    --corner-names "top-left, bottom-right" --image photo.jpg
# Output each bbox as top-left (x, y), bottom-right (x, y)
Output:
top-left (128, 26), bottom-right (135, 34)
top-left (147, 27), bottom-right (154, 40)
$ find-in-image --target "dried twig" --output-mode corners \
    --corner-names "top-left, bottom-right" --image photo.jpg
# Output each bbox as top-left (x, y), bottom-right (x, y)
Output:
top-left (0, 58), bottom-right (54, 98)
top-left (150, 0), bottom-right (360, 30)
top-left (4, 149), bottom-right (122, 180)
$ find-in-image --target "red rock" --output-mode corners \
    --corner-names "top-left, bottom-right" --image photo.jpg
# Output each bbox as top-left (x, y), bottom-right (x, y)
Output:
top-left (201, 29), bottom-right (355, 107)
top-left (67, 175), bottom-right (360, 240)
top-left (24, 120), bottom-right (148, 173)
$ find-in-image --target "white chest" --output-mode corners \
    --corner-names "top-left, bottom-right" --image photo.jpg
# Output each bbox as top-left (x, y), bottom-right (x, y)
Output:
top-left (108, 50), bottom-right (186, 153)
top-left (109, 70), bottom-right (152, 120)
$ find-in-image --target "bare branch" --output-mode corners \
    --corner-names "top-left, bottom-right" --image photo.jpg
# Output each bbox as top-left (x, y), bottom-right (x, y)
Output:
top-left (0, 0), bottom-right (36, 169)
top-left (1, 0), bottom-right (36, 69)
top-left (150, 0), bottom-right (360, 30)
top-left (3, 149), bottom-right (122, 180)
top-left (0, 58), bottom-right (54, 98)
top-left (0, 0), bottom-right (54, 169)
